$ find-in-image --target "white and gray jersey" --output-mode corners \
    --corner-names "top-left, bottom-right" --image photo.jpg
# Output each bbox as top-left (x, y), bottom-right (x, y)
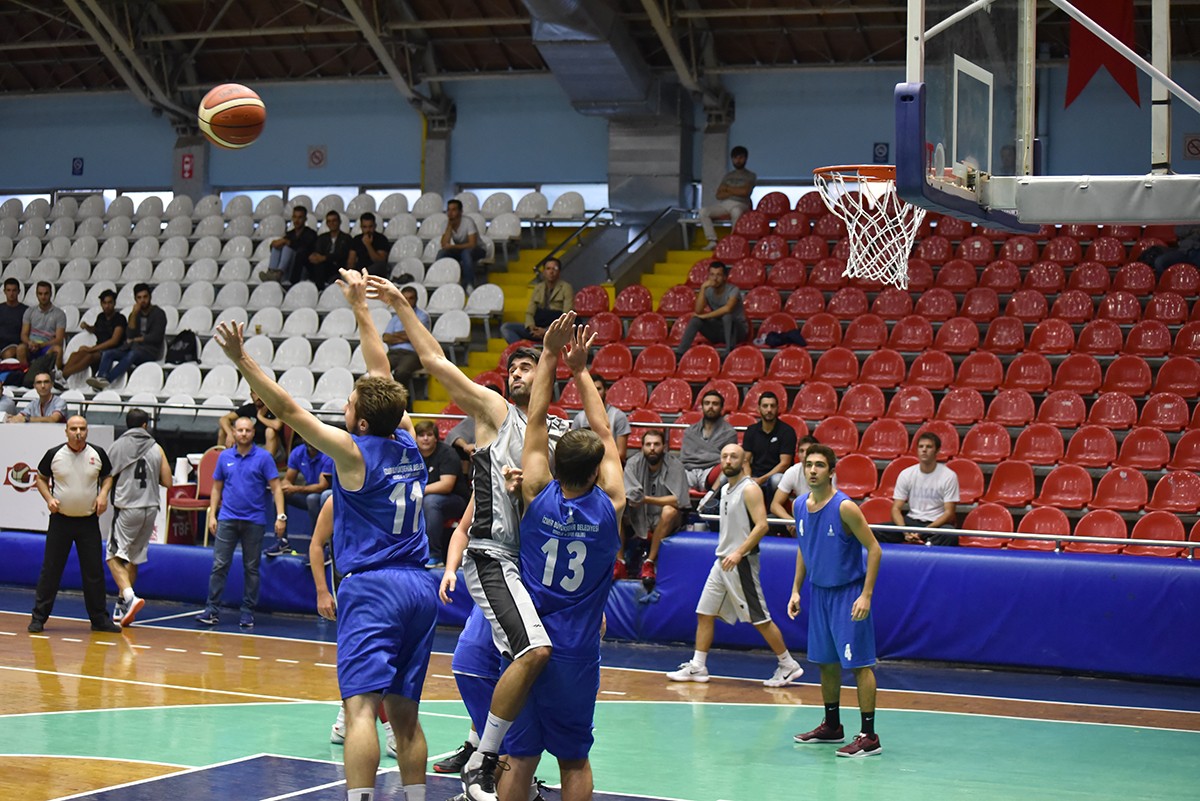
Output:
top-left (468, 403), bottom-right (568, 555)
top-left (716, 475), bottom-right (755, 558)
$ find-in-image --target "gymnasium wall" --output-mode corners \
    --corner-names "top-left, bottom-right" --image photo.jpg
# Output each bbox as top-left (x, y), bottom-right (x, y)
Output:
top-left (0, 63), bottom-right (1197, 192)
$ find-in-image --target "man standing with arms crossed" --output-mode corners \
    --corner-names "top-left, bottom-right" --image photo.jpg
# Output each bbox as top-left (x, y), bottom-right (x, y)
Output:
top-left (789, 444), bottom-right (884, 758)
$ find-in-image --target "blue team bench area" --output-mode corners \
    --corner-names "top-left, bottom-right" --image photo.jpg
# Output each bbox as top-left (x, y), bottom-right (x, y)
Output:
top-left (2, 529), bottom-right (1197, 683)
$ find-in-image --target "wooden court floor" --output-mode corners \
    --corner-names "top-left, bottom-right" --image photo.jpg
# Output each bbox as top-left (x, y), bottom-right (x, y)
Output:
top-left (2, 592), bottom-right (1199, 801)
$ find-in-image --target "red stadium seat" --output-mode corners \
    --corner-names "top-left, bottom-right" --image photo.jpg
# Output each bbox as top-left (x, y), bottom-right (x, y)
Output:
top-left (1131, 235), bottom-right (1169, 259)
top-left (1090, 468), bottom-right (1148, 512)
top-left (1051, 353), bottom-right (1103, 394)
top-left (658, 285), bottom-right (696, 317)
top-left (1154, 355), bottom-right (1200, 398)
top-left (740, 380), bottom-right (789, 415)
top-left (558, 377), bottom-right (581, 409)
top-left (1115, 427), bottom-right (1171, 470)
top-left (719, 345), bottom-right (765, 383)
top-left (742, 286), bottom-right (782, 321)
top-left (842, 314), bottom-right (889, 350)
top-left (625, 312), bottom-right (669, 346)
top-left (986, 388), bottom-right (1035, 426)
top-left (1146, 470), bottom-right (1200, 514)
top-left (945, 458), bottom-right (985, 505)
top-left (1065, 510), bottom-right (1127, 554)
top-left (935, 215), bottom-right (972, 239)
top-left (1035, 390), bottom-right (1087, 428)
top-left (646, 378), bottom-right (692, 414)
top-left (588, 312), bottom-right (624, 344)
top-left (1050, 289), bottom-right (1095, 323)
top-left (1067, 261), bottom-right (1113, 294)
top-left (801, 312), bottom-right (843, 349)
top-left (1172, 321), bottom-right (1200, 357)
top-left (808, 258), bottom-right (848, 290)
top-left (791, 234), bottom-right (829, 264)
top-left (1064, 425), bottom-right (1118, 468)
top-left (905, 351), bottom-right (955, 390)
top-left (859, 418), bottom-right (910, 460)
top-left (838, 383), bottom-right (886, 422)
top-left (1121, 320), bottom-right (1170, 357)
top-left (1005, 289), bottom-right (1049, 323)
top-left (714, 234), bottom-right (749, 261)
top-left (906, 258), bottom-right (935, 291)
top-left (574, 285), bottom-right (610, 317)
top-left (1062, 224), bottom-right (1100, 241)
top-left (1158, 262), bottom-right (1200, 295)
top-left (886, 385), bottom-right (935, 423)
top-left (591, 343), bottom-right (633, 381)
top-left (728, 257), bottom-right (766, 289)
top-left (1042, 235), bottom-right (1082, 265)
top-left (774, 211), bottom-right (810, 238)
top-left (960, 421), bottom-right (1012, 463)
top-left (796, 191), bottom-right (828, 217)
top-left (954, 351), bottom-right (1003, 391)
top-left (605, 376), bottom-right (648, 412)
top-left (790, 381), bottom-right (839, 419)
top-left (981, 460), bottom-right (1036, 506)
top-left (1027, 318), bottom-right (1075, 354)
top-left (767, 257), bottom-right (807, 289)
top-left (1011, 507), bottom-right (1069, 551)
top-left (613, 284), bottom-right (653, 317)
top-left (1144, 292), bottom-right (1189, 325)
top-left (933, 316), bottom-right (980, 354)
top-left (956, 235), bottom-right (994, 266)
top-left (1167, 429), bottom-right (1200, 470)
top-left (756, 191), bottom-right (791, 220)
top-left (1112, 261), bottom-right (1156, 294)
top-left (1139, 391), bottom-right (1190, 432)
top-left (872, 454), bottom-right (918, 498)
top-left (911, 420), bottom-right (959, 460)
top-left (915, 235), bottom-right (952, 263)
top-left (860, 497), bottom-right (893, 525)
top-left (960, 503), bottom-right (1014, 549)
top-left (778, 414), bottom-right (809, 440)
top-left (871, 287), bottom-right (913, 320)
top-left (695, 379), bottom-right (739, 414)
top-left (1096, 290), bottom-right (1142, 324)
top-left (1125, 511), bottom-right (1186, 558)
top-left (887, 315), bottom-right (934, 351)
top-left (766, 346), bottom-right (813, 384)
top-left (757, 312), bottom-right (798, 339)
top-left (687, 259), bottom-right (717, 288)
top-left (982, 316), bottom-right (1026, 354)
top-left (980, 260), bottom-right (1021, 292)
top-left (1073, 319), bottom-right (1122, 355)
top-left (666, 314), bottom-right (697, 347)
top-left (813, 347), bottom-right (860, 387)
top-left (1101, 354), bottom-right (1153, 396)
top-left (631, 343), bottom-right (676, 382)
top-left (813, 214), bottom-right (847, 239)
top-left (474, 370), bottom-right (507, 393)
top-left (914, 288), bottom-right (958, 321)
top-left (1002, 352), bottom-right (1053, 393)
top-left (1084, 236), bottom-right (1126, 267)
top-left (1011, 423), bottom-right (1064, 465)
top-left (1024, 261), bottom-right (1066, 293)
top-left (437, 403), bottom-right (465, 440)
top-left (935, 258), bottom-right (978, 291)
top-left (625, 409), bottom-right (662, 449)
top-left (813, 415), bottom-right (859, 457)
top-left (1087, 391), bottom-right (1137, 429)
top-left (1034, 464), bottom-right (1093, 510)
top-left (858, 349), bottom-right (906, 389)
top-left (834, 453), bottom-right (878, 499)
top-left (999, 236), bottom-right (1038, 266)
top-left (784, 286), bottom-right (826, 317)
top-left (675, 344), bottom-right (721, 382)
top-left (669, 410), bottom-right (701, 450)
top-left (936, 387), bottom-right (985, 425)
top-left (751, 235), bottom-right (789, 263)
top-left (827, 286), bottom-right (869, 320)
top-left (733, 210), bottom-right (769, 239)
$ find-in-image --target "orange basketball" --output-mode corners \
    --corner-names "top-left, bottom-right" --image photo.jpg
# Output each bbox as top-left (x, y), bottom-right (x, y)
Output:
top-left (198, 83), bottom-right (266, 150)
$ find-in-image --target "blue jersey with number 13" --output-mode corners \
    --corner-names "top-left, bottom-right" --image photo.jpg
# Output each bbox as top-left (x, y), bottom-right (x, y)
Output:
top-left (520, 481), bottom-right (618, 662)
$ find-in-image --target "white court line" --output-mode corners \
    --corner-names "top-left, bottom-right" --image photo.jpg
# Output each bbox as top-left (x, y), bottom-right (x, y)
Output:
top-left (0, 700), bottom-right (336, 720)
top-left (0, 631), bottom-right (15, 636)
top-left (0, 665), bottom-right (307, 703)
top-left (201, 651), bottom-right (223, 656)
top-left (8, 753), bottom-right (186, 768)
top-left (48, 752), bottom-right (269, 801)
top-left (165, 647), bottom-right (187, 653)
top-left (135, 609), bottom-right (208, 624)
top-left (431, 673), bottom-right (454, 679)
top-left (260, 779), bottom-right (347, 801)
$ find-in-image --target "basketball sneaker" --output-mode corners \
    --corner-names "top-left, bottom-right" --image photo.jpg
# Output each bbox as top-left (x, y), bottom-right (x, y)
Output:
top-left (195, 610), bottom-right (219, 626)
top-left (640, 560), bottom-right (656, 590)
top-left (612, 560), bottom-right (628, 581)
top-left (330, 708), bottom-right (346, 744)
top-left (112, 599), bottom-right (126, 623)
top-left (836, 732), bottom-right (882, 758)
top-left (764, 660), bottom-right (804, 687)
top-left (665, 661), bottom-right (710, 683)
top-left (386, 729), bottom-right (397, 759)
top-left (121, 595), bottom-right (145, 627)
top-left (264, 539), bottom-right (290, 558)
top-left (793, 720), bottom-right (845, 744)
top-left (239, 612), bottom-right (254, 630)
top-left (433, 741), bottom-right (475, 774)
top-left (462, 751), bottom-right (503, 801)
top-left (91, 619), bottom-right (122, 633)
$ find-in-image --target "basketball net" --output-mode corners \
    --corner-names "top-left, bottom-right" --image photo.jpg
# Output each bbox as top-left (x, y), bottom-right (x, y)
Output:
top-left (812, 165), bottom-right (926, 290)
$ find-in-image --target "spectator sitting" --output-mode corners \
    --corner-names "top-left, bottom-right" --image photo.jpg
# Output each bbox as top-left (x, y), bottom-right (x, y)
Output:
top-left (569, 374), bottom-right (630, 461)
top-left (698, 145), bottom-right (756, 250)
top-left (61, 290), bottom-right (126, 385)
top-left (500, 258), bottom-right (574, 345)
top-left (437, 199), bottom-right (485, 289)
top-left (18, 280), bottom-right (66, 380)
top-left (887, 432), bottom-right (960, 546)
top-left (259, 204), bottom-right (318, 285)
top-left (680, 389), bottom-right (739, 492)
top-left (7, 372), bottom-right (67, 424)
top-left (348, 212), bottom-right (392, 277)
top-left (307, 210), bottom-right (352, 289)
top-left (0, 277), bottom-right (28, 360)
top-left (383, 285), bottom-right (431, 389)
top-left (86, 283), bottom-right (167, 390)
top-left (218, 390), bottom-right (284, 460)
top-left (445, 413), bottom-right (475, 464)
top-left (770, 436), bottom-right (833, 534)
top-left (1151, 224), bottom-right (1200, 276)
top-left (619, 428), bottom-right (690, 587)
top-left (267, 436), bottom-right (333, 558)
top-left (674, 261), bottom-right (748, 358)
top-left (413, 420), bottom-right (468, 569)
top-left (741, 392), bottom-right (796, 497)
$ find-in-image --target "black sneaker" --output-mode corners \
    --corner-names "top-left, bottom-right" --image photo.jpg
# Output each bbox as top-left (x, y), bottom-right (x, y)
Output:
top-left (27, 618), bottom-right (44, 633)
top-left (433, 741), bottom-right (475, 774)
top-left (462, 752), bottom-right (502, 801)
top-left (239, 612), bottom-right (254, 630)
top-left (264, 540), bottom-right (290, 558)
top-left (91, 619), bottom-right (121, 633)
top-left (196, 610), bottom-right (219, 626)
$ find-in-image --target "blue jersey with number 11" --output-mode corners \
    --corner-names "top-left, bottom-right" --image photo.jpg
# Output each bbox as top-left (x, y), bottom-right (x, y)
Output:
top-left (520, 481), bottom-right (618, 662)
top-left (332, 431), bottom-right (428, 574)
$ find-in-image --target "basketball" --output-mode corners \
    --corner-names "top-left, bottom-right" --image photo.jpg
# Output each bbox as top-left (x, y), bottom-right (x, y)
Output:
top-left (197, 83), bottom-right (266, 149)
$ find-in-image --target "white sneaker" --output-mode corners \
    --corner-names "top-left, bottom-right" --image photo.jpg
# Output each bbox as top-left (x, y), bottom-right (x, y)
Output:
top-left (330, 707), bottom-right (346, 744)
top-left (701, 240), bottom-right (717, 251)
top-left (666, 661), bottom-right (710, 683)
top-left (120, 594), bottom-right (145, 627)
top-left (764, 660), bottom-right (805, 687)
top-left (112, 600), bottom-right (126, 623)
top-left (386, 729), bottom-right (396, 758)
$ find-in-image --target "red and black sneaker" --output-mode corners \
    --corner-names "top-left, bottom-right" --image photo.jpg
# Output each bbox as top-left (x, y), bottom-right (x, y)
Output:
top-left (793, 720), bottom-right (845, 744)
top-left (836, 732), bottom-right (882, 758)
top-left (640, 559), bottom-right (656, 590)
top-left (612, 560), bottom-right (628, 581)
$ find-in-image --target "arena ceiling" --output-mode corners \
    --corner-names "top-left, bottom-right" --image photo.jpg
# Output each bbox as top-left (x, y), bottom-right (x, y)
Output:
top-left (0, 1), bottom-right (1196, 116)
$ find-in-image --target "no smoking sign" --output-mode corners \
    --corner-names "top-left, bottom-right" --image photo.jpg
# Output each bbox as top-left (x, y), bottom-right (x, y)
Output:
top-left (308, 145), bottom-right (327, 169)
top-left (1184, 133), bottom-right (1200, 161)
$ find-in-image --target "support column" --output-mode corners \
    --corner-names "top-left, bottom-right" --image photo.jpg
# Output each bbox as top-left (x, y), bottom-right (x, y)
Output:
top-left (607, 83), bottom-right (693, 212)
top-left (423, 119), bottom-right (453, 198)
top-left (172, 135), bottom-right (211, 202)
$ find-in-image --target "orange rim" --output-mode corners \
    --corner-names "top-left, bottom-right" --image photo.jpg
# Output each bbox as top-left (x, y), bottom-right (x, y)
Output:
top-left (813, 164), bottom-right (896, 182)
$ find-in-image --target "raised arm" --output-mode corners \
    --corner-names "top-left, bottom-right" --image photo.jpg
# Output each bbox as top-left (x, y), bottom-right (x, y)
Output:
top-left (566, 323), bottom-right (624, 516)
top-left (520, 311), bottom-right (576, 505)
top-left (338, 268), bottom-right (390, 380)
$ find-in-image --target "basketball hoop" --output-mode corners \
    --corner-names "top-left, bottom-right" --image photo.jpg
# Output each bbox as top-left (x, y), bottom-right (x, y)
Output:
top-left (812, 165), bottom-right (927, 290)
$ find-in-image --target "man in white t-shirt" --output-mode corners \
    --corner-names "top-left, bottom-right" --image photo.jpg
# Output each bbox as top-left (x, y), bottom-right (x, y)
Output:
top-left (888, 432), bottom-right (959, 546)
top-left (770, 437), bottom-right (834, 534)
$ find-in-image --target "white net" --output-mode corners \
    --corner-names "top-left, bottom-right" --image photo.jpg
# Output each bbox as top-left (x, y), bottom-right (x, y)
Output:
top-left (813, 166), bottom-right (927, 290)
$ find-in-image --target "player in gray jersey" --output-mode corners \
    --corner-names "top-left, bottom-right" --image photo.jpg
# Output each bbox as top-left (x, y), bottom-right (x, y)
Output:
top-left (105, 408), bottom-right (172, 627)
top-left (666, 443), bottom-right (803, 688)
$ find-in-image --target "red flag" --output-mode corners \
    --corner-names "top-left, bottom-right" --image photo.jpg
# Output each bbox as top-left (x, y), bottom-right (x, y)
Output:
top-left (1064, 0), bottom-right (1140, 107)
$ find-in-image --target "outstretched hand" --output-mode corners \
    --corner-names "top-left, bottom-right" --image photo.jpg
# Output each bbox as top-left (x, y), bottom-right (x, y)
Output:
top-left (337, 268), bottom-right (370, 307)
top-left (562, 322), bottom-right (597, 375)
top-left (542, 310), bottom-right (576, 355)
top-left (501, 465), bottom-right (524, 495)
top-left (214, 320), bottom-right (247, 362)
top-left (365, 275), bottom-right (405, 307)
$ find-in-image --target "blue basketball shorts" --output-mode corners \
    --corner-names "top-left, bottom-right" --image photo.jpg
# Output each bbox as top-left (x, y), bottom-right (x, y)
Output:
top-left (807, 580), bottom-right (877, 669)
top-left (504, 656), bottom-right (600, 761)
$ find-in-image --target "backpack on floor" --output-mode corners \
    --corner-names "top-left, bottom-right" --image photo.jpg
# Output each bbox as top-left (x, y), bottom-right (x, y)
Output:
top-left (165, 330), bottom-right (199, 364)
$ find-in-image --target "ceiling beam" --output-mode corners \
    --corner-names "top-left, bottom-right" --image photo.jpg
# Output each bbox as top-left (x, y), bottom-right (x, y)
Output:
top-left (638, 0), bottom-right (717, 106)
top-left (61, 0), bottom-right (159, 112)
top-left (138, 17), bottom-right (529, 43)
top-left (339, 0), bottom-right (443, 116)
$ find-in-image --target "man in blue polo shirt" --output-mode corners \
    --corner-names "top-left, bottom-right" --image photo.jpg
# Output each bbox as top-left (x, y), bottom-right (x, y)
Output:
top-left (197, 416), bottom-right (286, 630)
top-left (266, 437), bottom-right (333, 557)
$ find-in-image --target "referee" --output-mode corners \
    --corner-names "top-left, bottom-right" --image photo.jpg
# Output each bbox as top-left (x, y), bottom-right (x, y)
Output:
top-left (28, 415), bottom-right (121, 633)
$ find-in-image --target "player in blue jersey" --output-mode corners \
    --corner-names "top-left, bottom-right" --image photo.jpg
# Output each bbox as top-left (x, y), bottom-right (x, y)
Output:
top-left (217, 268), bottom-right (437, 801)
top-left (787, 444), bottom-right (883, 759)
top-left (493, 314), bottom-right (624, 801)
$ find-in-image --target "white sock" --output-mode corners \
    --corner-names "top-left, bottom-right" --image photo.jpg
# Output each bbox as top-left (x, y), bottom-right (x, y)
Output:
top-left (692, 650), bottom-right (708, 669)
top-left (122, 588), bottom-right (135, 603)
top-left (777, 650), bottom-right (795, 666)
top-left (347, 789), bottom-right (374, 801)
top-left (402, 785), bottom-right (425, 801)
top-left (467, 728), bottom-right (480, 748)
top-left (477, 711), bottom-right (513, 756)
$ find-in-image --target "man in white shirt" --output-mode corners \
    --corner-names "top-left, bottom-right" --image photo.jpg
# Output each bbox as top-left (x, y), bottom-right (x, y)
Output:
top-left (437, 199), bottom-right (485, 288)
top-left (888, 433), bottom-right (959, 546)
top-left (770, 436), bottom-right (833, 534)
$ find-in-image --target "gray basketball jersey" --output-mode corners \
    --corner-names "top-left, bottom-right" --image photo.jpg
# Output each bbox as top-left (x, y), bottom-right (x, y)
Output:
top-left (112, 445), bottom-right (164, 510)
top-left (717, 475), bottom-right (754, 558)
top-left (468, 403), bottom-right (568, 555)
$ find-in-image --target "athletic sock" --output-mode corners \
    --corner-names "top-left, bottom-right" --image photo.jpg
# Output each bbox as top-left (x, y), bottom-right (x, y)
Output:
top-left (467, 728), bottom-right (481, 748)
top-left (121, 587), bottom-right (135, 603)
top-left (824, 702), bottom-right (841, 729)
top-left (776, 650), bottom-right (795, 666)
top-left (402, 785), bottom-right (425, 800)
top-left (692, 650), bottom-right (708, 669)
top-left (477, 712), bottom-right (513, 757)
top-left (347, 789), bottom-right (374, 801)
top-left (861, 712), bottom-right (876, 736)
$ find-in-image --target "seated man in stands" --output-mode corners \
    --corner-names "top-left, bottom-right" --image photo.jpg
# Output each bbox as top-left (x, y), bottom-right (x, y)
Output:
top-left (673, 261), bottom-right (748, 358)
top-left (412, 420), bottom-right (468, 569)
top-left (680, 390), bottom-right (739, 493)
top-left (569, 375), bottom-right (630, 461)
top-left (500, 258), bottom-right (574, 344)
top-left (888, 432), bottom-right (960, 546)
top-left (383, 286), bottom-right (431, 389)
top-left (218, 389), bottom-right (284, 460)
top-left (741, 392), bottom-right (796, 498)
top-left (86, 284), bottom-right (166, 390)
top-left (0, 278), bottom-right (28, 360)
top-left (61, 290), bottom-right (126, 384)
top-left (770, 436), bottom-right (831, 535)
top-left (619, 429), bottom-right (690, 588)
top-left (347, 212), bottom-right (392, 277)
top-left (698, 145), bottom-right (756, 250)
top-left (307, 211), bottom-right (352, 289)
top-left (267, 435), bottom-right (333, 557)
top-left (259, 204), bottom-right (318, 285)
top-left (18, 281), bottom-right (66, 377)
top-left (7, 372), bottom-right (67, 424)
top-left (436, 199), bottom-right (485, 288)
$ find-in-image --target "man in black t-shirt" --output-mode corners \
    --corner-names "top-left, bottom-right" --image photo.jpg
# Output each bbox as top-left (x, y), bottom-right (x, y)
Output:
top-left (413, 420), bottom-right (467, 569)
top-left (260, 204), bottom-right (319, 285)
top-left (740, 391), bottom-right (797, 498)
top-left (347, 212), bottom-right (392, 277)
top-left (0, 277), bottom-right (27, 359)
top-left (62, 290), bottom-right (126, 382)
